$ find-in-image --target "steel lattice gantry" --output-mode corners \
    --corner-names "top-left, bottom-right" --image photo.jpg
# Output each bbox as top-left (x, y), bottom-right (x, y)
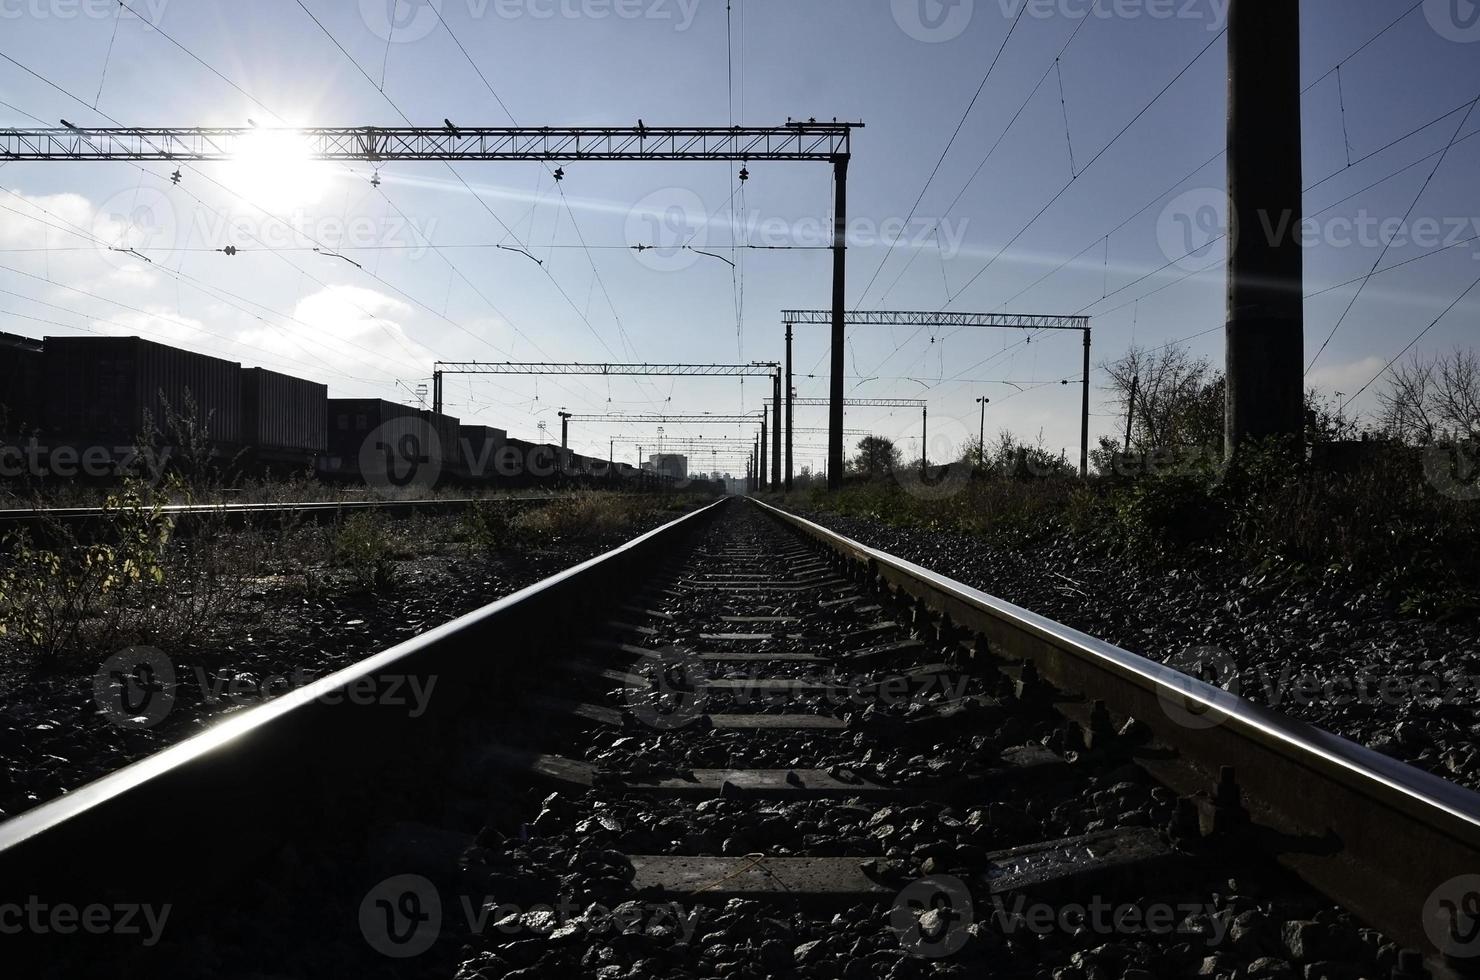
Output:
top-left (564, 414), bottom-right (762, 424)
top-left (10, 121), bottom-right (861, 490)
top-left (767, 396), bottom-right (929, 479)
top-left (433, 362), bottom-right (782, 463)
top-left (0, 125), bottom-right (856, 162)
top-left (780, 309), bottom-right (1093, 486)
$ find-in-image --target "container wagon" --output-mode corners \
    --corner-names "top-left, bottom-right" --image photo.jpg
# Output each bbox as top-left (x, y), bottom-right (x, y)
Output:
top-left (42, 335), bottom-right (242, 451)
top-left (240, 367), bottom-right (327, 471)
top-left (456, 425), bottom-right (507, 483)
top-left (321, 398), bottom-right (460, 486)
top-left (0, 332), bottom-right (44, 435)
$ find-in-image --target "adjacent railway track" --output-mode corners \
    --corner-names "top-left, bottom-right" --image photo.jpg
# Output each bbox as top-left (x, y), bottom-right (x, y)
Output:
top-left (0, 494), bottom-right (564, 541)
top-left (1, 498), bottom-right (1475, 978)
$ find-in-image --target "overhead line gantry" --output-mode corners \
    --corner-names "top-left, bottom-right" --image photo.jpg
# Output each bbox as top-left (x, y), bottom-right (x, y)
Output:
top-left (8, 120), bottom-right (861, 487)
top-left (780, 309), bottom-right (1092, 487)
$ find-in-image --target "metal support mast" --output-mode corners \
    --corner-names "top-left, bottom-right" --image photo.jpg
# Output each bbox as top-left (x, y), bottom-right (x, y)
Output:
top-left (771, 369), bottom-right (782, 488)
top-left (1226, 0), bottom-right (1304, 456)
top-left (785, 322), bottom-right (795, 490)
top-left (828, 157), bottom-right (849, 490)
top-left (760, 412), bottom-right (768, 492)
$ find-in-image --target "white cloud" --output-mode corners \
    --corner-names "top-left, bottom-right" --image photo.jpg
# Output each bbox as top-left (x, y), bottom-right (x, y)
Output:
top-left (1308, 356), bottom-right (1385, 396)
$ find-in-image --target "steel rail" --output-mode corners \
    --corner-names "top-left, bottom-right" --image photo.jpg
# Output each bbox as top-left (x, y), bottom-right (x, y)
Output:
top-left (752, 498), bottom-right (1480, 964)
top-left (0, 496), bottom-right (727, 962)
top-left (0, 495), bottom-right (570, 542)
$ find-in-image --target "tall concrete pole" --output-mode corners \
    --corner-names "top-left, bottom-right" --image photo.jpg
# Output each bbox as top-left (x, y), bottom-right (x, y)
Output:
top-left (785, 323), bottom-right (794, 490)
top-left (772, 370), bottom-right (782, 488)
top-left (760, 415), bottom-right (768, 492)
top-left (1226, 0), bottom-right (1305, 456)
top-left (1080, 329), bottom-right (1091, 476)
top-left (828, 155), bottom-right (849, 490)
top-left (921, 406), bottom-right (929, 477)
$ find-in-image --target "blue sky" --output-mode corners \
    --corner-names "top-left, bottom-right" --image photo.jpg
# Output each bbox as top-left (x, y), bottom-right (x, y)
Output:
top-left (2, 0), bottom-right (1478, 473)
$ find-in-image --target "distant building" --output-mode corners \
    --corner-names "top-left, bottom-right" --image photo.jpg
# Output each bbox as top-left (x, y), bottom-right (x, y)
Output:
top-left (647, 453), bottom-right (687, 480)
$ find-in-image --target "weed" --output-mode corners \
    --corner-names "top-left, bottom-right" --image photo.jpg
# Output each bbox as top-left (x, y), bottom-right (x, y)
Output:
top-left (334, 512), bottom-right (400, 593)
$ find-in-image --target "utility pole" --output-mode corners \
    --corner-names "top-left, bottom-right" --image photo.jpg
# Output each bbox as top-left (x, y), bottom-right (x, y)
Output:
top-left (921, 406), bottom-right (929, 477)
top-left (1226, 0), bottom-right (1304, 457)
top-left (1123, 375), bottom-right (1139, 451)
top-left (1081, 328), bottom-right (1092, 476)
top-left (977, 396), bottom-right (990, 469)
top-left (785, 322), bottom-right (794, 490)
top-left (559, 410), bottom-right (572, 450)
top-left (828, 155), bottom-right (849, 491)
top-left (760, 413), bottom-right (768, 492)
top-left (772, 370), bottom-right (782, 489)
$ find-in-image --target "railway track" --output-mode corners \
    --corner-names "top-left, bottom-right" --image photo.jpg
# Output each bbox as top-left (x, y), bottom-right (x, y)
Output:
top-left (2, 499), bottom-right (1477, 978)
top-left (0, 495), bottom-right (563, 541)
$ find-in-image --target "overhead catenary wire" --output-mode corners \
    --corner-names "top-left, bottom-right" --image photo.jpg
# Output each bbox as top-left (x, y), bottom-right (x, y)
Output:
top-left (1306, 90), bottom-right (1480, 374)
top-left (852, 0), bottom-right (1031, 309)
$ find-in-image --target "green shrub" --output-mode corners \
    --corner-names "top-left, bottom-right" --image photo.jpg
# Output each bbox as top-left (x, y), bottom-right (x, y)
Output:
top-left (334, 512), bottom-right (399, 592)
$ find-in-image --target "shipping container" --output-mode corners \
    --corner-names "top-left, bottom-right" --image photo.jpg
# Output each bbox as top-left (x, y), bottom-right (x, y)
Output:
top-left (241, 367), bottom-right (328, 455)
top-left (325, 398), bottom-right (460, 479)
top-left (457, 425), bottom-right (507, 479)
top-left (0, 333), bottom-right (44, 433)
top-left (43, 336), bottom-right (242, 447)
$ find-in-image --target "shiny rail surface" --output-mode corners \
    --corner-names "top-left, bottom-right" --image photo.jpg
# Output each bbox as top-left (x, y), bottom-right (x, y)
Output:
top-left (0, 497), bottom-right (726, 962)
top-left (753, 497), bottom-right (1480, 964)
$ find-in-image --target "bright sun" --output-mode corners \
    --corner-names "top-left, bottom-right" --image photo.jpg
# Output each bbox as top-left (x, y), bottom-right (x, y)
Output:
top-left (223, 129), bottom-right (330, 210)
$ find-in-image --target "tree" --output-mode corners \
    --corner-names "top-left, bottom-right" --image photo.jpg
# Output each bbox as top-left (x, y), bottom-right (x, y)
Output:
top-left (849, 436), bottom-right (901, 479)
top-left (1378, 350), bottom-right (1480, 444)
top-left (1101, 345), bottom-right (1223, 452)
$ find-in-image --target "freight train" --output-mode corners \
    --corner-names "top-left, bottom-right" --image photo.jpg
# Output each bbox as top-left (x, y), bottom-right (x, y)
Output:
top-left (0, 334), bottom-right (709, 493)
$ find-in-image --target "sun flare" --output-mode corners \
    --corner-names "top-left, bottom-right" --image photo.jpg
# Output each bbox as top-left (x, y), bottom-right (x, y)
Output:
top-left (223, 129), bottom-right (330, 210)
